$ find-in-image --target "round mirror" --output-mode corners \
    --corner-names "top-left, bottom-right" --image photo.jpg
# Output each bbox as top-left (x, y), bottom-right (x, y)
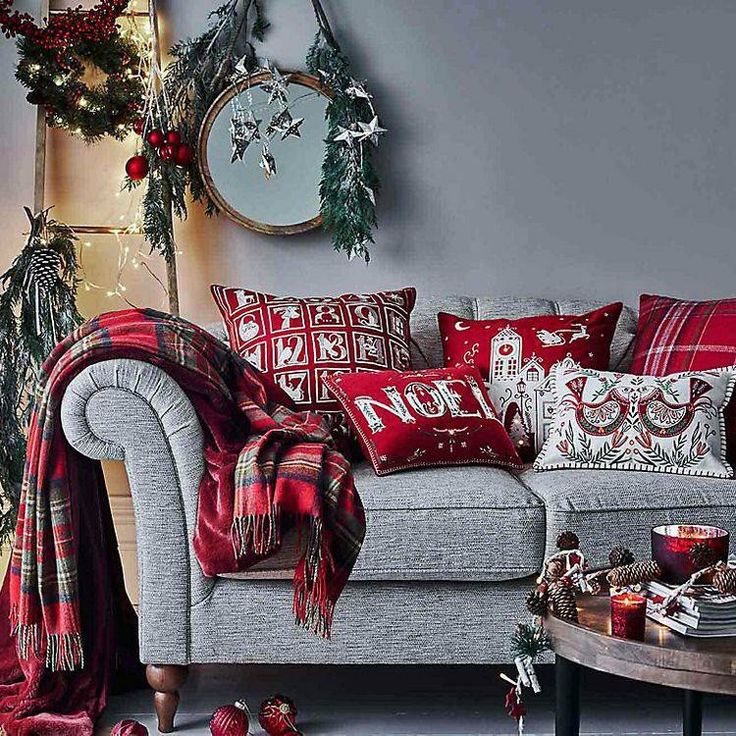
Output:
top-left (198, 70), bottom-right (332, 235)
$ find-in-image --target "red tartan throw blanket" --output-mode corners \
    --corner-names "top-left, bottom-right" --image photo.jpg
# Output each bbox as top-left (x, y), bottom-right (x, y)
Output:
top-left (0, 308), bottom-right (365, 733)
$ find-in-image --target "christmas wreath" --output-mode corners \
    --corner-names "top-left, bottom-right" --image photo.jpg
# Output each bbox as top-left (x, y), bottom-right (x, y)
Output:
top-left (0, 0), bottom-right (144, 141)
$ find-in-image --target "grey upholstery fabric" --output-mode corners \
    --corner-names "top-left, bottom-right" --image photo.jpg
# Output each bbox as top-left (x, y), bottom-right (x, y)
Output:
top-left (61, 359), bottom-right (209, 664)
top-left (191, 577), bottom-right (538, 664)
top-left (410, 296), bottom-right (637, 370)
top-left (348, 463), bottom-right (545, 581)
top-left (521, 468), bottom-right (736, 561)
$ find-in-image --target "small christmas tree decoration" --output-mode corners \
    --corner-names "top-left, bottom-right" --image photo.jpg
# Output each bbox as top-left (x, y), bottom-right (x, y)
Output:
top-left (209, 699), bottom-right (250, 736)
top-left (689, 541), bottom-right (718, 571)
top-left (609, 546), bottom-right (635, 568)
top-left (525, 588), bottom-right (548, 616)
top-left (111, 720), bottom-right (148, 736)
top-left (607, 560), bottom-right (662, 589)
top-left (125, 154), bottom-right (149, 181)
top-left (259, 694), bottom-right (300, 735)
top-left (556, 530), bottom-right (580, 551)
top-left (713, 566), bottom-right (736, 594)
top-left (548, 581), bottom-right (578, 622)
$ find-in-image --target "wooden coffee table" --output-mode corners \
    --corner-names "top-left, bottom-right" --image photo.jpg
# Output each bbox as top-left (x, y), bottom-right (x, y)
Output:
top-left (545, 595), bottom-right (736, 736)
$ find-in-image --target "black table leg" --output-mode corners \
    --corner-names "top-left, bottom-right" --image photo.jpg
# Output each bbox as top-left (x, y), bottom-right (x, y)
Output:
top-left (683, 689), bottom-right (703, 736)
top-left (555, 655), bottom-right (581, 736)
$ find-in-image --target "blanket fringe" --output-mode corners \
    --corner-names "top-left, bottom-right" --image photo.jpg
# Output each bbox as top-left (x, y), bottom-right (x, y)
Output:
top-left (11, 615), bottom-right (84, 672)
top-left (231, 504), bottom-right (281, 558)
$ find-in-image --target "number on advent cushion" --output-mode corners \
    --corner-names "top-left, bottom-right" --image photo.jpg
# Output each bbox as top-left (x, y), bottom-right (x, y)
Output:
top-left (324, 366), bottom-right (523, 475)
top-left (211, 285), bottom-right (416, 444)
top-left (535, 365), bottom-right (735, 478)
top-left (437, 303), bottom-right (622, 458)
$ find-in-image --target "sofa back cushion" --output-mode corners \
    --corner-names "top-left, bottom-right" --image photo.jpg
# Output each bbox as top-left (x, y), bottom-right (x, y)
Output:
top-left (410, 296), bottom-right (637, 371)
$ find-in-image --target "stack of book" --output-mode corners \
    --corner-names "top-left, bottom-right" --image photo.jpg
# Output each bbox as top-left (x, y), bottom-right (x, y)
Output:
top-left (643, 580), bottom-right (736, 637)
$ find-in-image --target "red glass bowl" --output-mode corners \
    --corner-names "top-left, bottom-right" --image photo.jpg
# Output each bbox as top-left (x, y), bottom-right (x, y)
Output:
top-left (651, 524), bottom-right (729, 584)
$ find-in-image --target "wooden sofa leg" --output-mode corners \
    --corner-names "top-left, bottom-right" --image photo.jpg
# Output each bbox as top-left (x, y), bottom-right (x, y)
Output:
top-left (146, 664), bottom-right (189, 733)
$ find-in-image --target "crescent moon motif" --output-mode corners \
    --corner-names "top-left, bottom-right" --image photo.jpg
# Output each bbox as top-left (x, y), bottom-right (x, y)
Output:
top-left (455, 321), bottom-right (471, 331)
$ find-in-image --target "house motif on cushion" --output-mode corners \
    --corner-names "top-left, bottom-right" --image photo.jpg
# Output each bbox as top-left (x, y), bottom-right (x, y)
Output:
top-left (488, 325), bottom-right (577, 452)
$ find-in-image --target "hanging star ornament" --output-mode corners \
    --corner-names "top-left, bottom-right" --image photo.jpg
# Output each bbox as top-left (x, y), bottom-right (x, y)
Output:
top-left (333, 124), bottom-right (362, 146)
top-left (280, 116), bottom-right (304, 140)
top-left (346, 78), bottom-right (373, 102)
top-left (229, 108), bottom-right (262, 163)
top-left (259, 145), bottom-right (277, 179)
top-left (265, 108), bottom-right (293, 137)
top-left (261, 67), bottom-right (291, 106)
top-left (356, 116), bottom-right (387, 145)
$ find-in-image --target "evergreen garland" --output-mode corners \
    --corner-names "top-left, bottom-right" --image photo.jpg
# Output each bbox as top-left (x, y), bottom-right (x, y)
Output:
top-left (125, 0), bottom-right (267, 262)
top-left (0, 208), bottom-right (82, 544)
top-left (306, 24), bottom-right (381, 262)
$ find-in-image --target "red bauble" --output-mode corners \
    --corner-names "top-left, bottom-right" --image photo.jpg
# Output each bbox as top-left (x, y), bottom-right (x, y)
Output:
top-left (111, 720), bottom-right (148, 736)
top-left (258, 694), bottom-right (300, 735)
top-left (160, 143), bottom-right (177, 161)
top-left (210, 700), bottom-right (250, 736)
top-left (132, 118), bottom-right (145, 135)
top-left (173, 142), bottom-right (194, 167)
top-left (125, 154), bottom-right (149, 181)
top-left (146, 128), bottom-right (165, 148)
top-left (165, 129), bottom-right (181, 146)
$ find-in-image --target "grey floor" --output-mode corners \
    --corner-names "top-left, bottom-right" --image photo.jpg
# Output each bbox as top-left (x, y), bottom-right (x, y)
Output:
top-left (96, 664), bottom-right (736, 735)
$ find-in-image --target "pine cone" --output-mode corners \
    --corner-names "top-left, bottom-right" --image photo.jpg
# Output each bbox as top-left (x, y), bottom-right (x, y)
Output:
top-left (544, 558), bottom-right (566, 582)
top-left (607, 560), bottom-right (662, 588)
top-left (689, 542), bottom-right (718, 571)
top-left (548, 581), bottom-right (578, 622)
top-left (556, 530), bottom-right (580, 551)
top-left (525, 588), bottom-right (548, 616)
top-left (608, 546), bottom-right (635, 568)
top-left (713, 567), bottom-right (736, 594)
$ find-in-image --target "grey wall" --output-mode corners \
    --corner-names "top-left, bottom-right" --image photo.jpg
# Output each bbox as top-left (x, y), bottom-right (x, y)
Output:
top-left (2, 0), bottom-right (735, 321)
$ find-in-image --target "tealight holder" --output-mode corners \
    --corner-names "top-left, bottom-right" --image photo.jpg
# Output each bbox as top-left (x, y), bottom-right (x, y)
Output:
top-left (610, 592), bottom-right (646, 640)
top-left (651, 524), bottom-right (729, 584)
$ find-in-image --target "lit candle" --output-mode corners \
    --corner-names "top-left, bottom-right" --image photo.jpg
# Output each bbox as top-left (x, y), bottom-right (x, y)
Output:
top-left (610, 593), bottom-right (646, 640)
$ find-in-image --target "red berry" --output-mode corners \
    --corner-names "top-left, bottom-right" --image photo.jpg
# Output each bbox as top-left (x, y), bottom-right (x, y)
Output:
top-left (125, 154), bottom-right (149, 181)
top-left (133, 118), bottom-right (145, 135)
top-left (165, 130), bottom-right (181, 146)
top-left (146, 128), bottom-right (165, 148)
top-left (173, 142), bottom-right (194, 167)
top-left (159, 143), bottom-right (177, 161)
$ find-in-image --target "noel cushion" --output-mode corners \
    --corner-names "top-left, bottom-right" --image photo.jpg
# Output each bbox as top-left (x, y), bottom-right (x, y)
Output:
top-left (631, 294), bottom-right (736, 375)
top-left (211, 285), bottom-right (416, 417)
top-left (324, 366), bottom-right (523, 475)
top-left (437, 303), bottom-right (623, 457)
top-left (534, 365), bottom-right (735, 478)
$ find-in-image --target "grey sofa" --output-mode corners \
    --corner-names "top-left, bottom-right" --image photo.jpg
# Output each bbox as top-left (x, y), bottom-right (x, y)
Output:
top-left (59, 295), bottom-right (736, 732)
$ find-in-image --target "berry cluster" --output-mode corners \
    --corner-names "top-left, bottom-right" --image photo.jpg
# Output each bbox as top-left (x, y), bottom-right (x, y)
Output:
top-left (0, 0), bottom-right (128, 55)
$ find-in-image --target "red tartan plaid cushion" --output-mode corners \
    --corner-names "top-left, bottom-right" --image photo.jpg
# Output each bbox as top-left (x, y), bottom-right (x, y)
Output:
top-left (211, 285), bottom-right (416, 416)
top-left (324, 366), bottom-right (523, 475)
top-left (631, 294), bottom-right (736, 375)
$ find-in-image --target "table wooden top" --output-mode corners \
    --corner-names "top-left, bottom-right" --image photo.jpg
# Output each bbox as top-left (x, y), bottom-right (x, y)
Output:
top-left (545, 595), bottom-right (736, 695)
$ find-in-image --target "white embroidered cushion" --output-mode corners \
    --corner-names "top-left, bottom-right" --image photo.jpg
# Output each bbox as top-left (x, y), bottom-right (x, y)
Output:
top-left (534, 365), bottom-right (735, 478)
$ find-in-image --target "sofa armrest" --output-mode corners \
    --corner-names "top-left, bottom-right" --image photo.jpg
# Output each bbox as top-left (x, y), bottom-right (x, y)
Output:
top-left (60, 358), bottom-right (211, 664)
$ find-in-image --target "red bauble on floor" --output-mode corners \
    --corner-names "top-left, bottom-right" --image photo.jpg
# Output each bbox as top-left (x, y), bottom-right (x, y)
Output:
top-left (111, 720), bottom-right (148, 736)
top-left (125, 154), bottom-right (149, 181)
top-left (209, 700), bottom-right (250, 736)
top-left (259, 694), bottom-right (301, 735)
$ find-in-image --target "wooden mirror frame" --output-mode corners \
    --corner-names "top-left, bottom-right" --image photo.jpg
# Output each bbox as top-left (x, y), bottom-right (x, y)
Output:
top-left (197, 70), bottom-right (333, 236)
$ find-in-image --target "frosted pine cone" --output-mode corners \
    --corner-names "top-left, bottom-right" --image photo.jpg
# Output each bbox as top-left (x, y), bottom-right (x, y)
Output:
top-left (608, 546), bottom-right (635, 568)
top-left (689, 542), bottom-right (718, 571)
top-left (548, 582), bottom-right (578, 622)
top-left (607, 560), bottom-right (661, 588)
top-left (713, 567), bottom-right (736, 594)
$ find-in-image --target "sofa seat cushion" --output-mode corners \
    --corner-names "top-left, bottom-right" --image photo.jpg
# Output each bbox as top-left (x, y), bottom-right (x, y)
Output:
top-left (521, 468), bottom-right (736, 561)
top-left (221, 463), bottom-right (545, 583)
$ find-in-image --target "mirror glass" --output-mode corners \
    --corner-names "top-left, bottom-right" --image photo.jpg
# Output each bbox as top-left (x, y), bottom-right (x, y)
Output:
top-left (198, 71), bottom-right (331, 234)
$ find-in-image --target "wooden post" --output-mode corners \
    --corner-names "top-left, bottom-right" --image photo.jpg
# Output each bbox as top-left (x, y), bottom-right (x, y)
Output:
top-left (32, 0), bottom-right (50, 214)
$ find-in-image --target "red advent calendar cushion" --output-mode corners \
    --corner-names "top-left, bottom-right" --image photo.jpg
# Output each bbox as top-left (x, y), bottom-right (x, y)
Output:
top-left (631, 294), bottom-right (736, 375)
top-left (324, 366), bottom-right (523, 475)
top-left (211, 285), bottom-right (416, 415)
top-left (437, 303), bottom-right (622, 458)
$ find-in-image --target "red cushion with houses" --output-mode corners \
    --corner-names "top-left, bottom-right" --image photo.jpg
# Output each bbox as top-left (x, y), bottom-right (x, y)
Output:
top-left (211, 285), bottom-right (416, 418)
top-left (437, 303), bottom-right (622, 459)
top-left (324, 366), bottom-right (523, 475)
